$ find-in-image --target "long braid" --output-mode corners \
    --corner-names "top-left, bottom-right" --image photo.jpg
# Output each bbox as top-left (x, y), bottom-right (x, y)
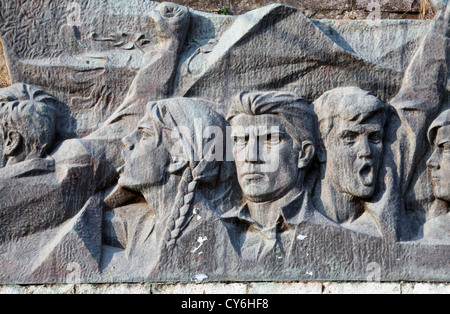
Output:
top-left (162, 166), bottom-right (198, 253)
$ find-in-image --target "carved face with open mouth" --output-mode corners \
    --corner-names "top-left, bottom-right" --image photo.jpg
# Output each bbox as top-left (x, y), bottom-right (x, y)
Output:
top-left (325, 112), bottom-right (384, 199)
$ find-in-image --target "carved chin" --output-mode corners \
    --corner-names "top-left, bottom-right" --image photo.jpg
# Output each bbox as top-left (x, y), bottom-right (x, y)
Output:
top-left (242, 183), bottom-right (272, 203)
top-left (352, 185), bottom-right (376, 199)
top-left (118, 172), bottom-right (144, 192)
top-left (118, 175), bottom-right (134, 191)
top-left (432, 183), bottom-right (450, 203)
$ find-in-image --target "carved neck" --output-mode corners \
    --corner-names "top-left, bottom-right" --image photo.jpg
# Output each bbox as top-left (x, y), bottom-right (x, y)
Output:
top-left (321, 179), bottom-right (365, 224)
top-left (247, 184), bottom-right (303, 230)
top-left (141, 174), bottom-right (181, 220)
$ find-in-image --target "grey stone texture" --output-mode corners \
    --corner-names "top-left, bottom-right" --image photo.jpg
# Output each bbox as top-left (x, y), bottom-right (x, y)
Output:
top-left (0, 282), bottom-right (449, 294)
top-left (0, 1), bottom-right (449, 285)
top-left (151, 0), bottom-right (426, 17)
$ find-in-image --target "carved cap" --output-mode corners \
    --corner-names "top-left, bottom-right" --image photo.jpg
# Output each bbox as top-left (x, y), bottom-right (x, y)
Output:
top-left (144, 98), bottom-right (227, 184)
top-left (428, 109), bottom-right (450, 144)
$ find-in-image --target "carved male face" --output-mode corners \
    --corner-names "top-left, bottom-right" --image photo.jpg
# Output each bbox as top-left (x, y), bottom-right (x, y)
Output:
top-left (325, 112), bottom-right (384, 199)
top-left (119, 117), bottom-right (170, 192)
top-left (231, 114), bottom-right (313, 203)
top-left (427, 125), bottom-right (450, 202)
top-left (0, 99), bottom-right (58, 167)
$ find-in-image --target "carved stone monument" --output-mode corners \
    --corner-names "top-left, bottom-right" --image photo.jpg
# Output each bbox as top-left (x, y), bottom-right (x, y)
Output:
top-left (0, 0), bottom-right (448, 284)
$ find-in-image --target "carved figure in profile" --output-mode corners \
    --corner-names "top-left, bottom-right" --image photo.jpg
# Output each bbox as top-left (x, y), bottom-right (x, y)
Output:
top-left (102, 97), bottom-right (237, 280)
top-left (424, 109), bottom-right (450, 242)
top-left (313, 1), bottom-right (450, 241)
top-left (0, 83), bottom-right (118, 281)
top-left (0, 84), bottom-right (61, 168)
top-left (222, 91), bottom-right (335, 265)
top-left (0, 84), bottom-right (74, 243)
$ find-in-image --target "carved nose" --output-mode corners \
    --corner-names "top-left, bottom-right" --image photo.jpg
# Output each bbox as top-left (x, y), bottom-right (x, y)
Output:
top-left (122, 133), bottom-right (136, 151)
top-left (427, 151), bottom-right (440, 169)
top-left (245, 137), bottom-right (262, 163)
top-left (358, 138), bottom-right (372, 158)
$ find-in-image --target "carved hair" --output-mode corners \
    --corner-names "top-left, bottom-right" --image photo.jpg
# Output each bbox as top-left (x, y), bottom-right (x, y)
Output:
top-left (313, 87), bottom-right (388, 153)
top-left (144, 98), bottom-right (227, 252)
top-left (0, 84), bottom-right (61, 157)
top-left (227, 91), bottom-right (322, 160)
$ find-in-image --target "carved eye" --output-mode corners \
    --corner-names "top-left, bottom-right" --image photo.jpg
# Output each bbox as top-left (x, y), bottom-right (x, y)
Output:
top-left (263, 133), bottom-right (281, 146)
top-left (369, 132), bottom-right (383, 144)
top-left (441, 142), bottom-right (450, 153)
top-left (342, 133), bottom-right (357, 146)
top-left (233, 135), bottom-right (249, 145)
top-left (139, 128), bottom-right (156, 141)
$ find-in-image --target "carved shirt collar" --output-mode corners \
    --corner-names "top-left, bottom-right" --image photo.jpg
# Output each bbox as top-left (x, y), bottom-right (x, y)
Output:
top-left (221, 190), bottom-right (314, 238)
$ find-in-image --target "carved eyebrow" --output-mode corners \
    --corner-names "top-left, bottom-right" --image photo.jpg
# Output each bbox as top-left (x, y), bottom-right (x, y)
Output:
top-left (339, 125), bottom-right (383, 135)
top-left (339, 129), bottom-right (360, 137)
top-left (256, 130), bottom-right (286, 138)
top-left (230, 131), bottom-right (248, 138)
top-left (436, 139), bottom-right (450, 146)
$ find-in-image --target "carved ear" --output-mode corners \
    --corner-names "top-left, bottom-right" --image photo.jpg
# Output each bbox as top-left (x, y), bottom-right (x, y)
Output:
top-left (298, 141), bottom-right (315, 169)
top-left (4, 130), bottom-right (22, 157)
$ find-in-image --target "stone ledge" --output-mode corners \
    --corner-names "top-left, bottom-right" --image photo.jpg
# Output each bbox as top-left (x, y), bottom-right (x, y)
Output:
top-left (1, 282), bottom-right (448, 294)
top-left (152, 0), bottom-right (433, 18)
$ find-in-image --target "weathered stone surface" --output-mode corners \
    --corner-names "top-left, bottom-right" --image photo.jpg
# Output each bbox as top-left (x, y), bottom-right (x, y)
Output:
top-left (248, 282), bottom-right (323, 294)
top-left (152, 283), bottom-right (248, 294)
top-left (0, 41), bottom-right (9, 88)
top-left (402, 282), bottom-right (450, 294)
top-left (1, 282), bottom-right (449, 294)
top-left (322, 282), bottom-right (402, 294)
top-left (0, 1), bottom-right (449, 285)
top-left (152, 0), bottom-right (425, 16)
top-left (355, 0), bottom-right (419, 12)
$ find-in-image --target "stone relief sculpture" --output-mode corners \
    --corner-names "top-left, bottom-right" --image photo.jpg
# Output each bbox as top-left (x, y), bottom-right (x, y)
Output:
top-left (0, 0), bottom-right (449, 283)
top-left (425, 109), bottom-right (450, 242)
top-left (313, 87), bottom-right (388, 238)
top-left (223, 91), bottom-right (336, 265)
top-left (101, 98), bottom-right (238, 281)
top-left (0, 83), bottom-right (114, 247)
top-left (313, 1), bottom-right (450, 242)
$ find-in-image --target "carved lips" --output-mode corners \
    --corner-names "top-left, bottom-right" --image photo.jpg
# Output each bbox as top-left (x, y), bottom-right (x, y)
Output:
top-left (359, 162), bottom-right (374, 187)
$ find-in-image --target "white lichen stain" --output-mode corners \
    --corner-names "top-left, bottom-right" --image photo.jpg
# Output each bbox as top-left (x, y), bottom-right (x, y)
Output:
top-left (191, 236), bottom-right (208, 253)
top-left (194, 274), bottom-right (208, 282)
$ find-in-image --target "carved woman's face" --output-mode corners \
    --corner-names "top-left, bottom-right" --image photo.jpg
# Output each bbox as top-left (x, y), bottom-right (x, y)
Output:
top-left (427, 125), bottom-right (450, 202)
top-left (119, 118), bottom-right (170, 192)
